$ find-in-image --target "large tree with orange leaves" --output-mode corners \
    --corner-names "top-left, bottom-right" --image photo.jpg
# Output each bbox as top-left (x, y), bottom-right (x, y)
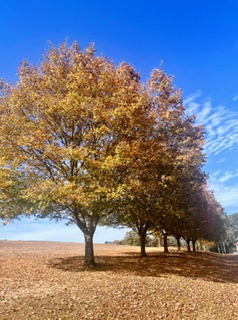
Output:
top-left (0, 42), bottom-right (151, 267)
top-left (0, 41), bottom-right (207, 265)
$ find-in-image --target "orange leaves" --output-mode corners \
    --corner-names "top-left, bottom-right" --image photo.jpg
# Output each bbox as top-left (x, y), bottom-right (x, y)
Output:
top-left (0, 41), bottom-right (217, 267)
top-left (0, 41), bottom-right (209, 255)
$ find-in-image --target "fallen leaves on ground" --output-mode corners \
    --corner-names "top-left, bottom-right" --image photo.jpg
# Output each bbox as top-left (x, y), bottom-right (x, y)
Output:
top-left (0, 241), bottom-right (237, 320)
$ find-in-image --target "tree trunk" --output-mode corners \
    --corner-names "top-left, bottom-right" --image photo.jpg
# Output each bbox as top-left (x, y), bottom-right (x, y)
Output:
top-left (139, 232), bottom-right (147, 257)
top-left (136, 221), bottom-right (151, 257)
top-left (163, 232), bottom-right (169, 253)
top-left (84, 230), bottom-right (96, 268)
top-left (222, 242), bottom-right (226, 254)
top-left (199, 240), bottom-right (203, 251)
top-left (186, 238), bottom-right (191, 252)
top-left (73, 213), bottom-right (97, 268)
top-left (176, 235), bottom-right (181, 252)
top-left (192, 239), bottom-right (196, 252)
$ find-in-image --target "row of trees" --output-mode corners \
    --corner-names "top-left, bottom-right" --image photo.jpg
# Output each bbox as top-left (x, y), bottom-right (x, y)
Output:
top-left (122, 211), bottom-right (237, 254)
top-left (104, 186), bottom-right (226, 255)
top-left (0, 42), bottom-right (226, 267)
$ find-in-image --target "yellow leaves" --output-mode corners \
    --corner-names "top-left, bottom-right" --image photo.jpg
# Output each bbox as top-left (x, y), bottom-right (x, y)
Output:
top-left (0, 41), bottom-right (207, 230)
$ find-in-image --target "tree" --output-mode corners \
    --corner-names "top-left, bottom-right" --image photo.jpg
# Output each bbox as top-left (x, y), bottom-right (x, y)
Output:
top-left (0, 42), bottom-right (150, 267)
top-left (227, 213), bottom-right (238, 239)
top-left (175, 185), bottom-right (227, 252)
top-left (222, 213), bottom-right (238, 253)
top-left (122, 231), bottom-right (141, 246)
top-left (102, 69), bottom-right (206, 256)
top-left (201, 188), bottom-right (227, 245)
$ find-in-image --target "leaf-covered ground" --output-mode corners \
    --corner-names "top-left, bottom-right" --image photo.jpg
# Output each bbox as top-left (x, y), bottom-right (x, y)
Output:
top-left (0, 241), bottom-right (237, 320)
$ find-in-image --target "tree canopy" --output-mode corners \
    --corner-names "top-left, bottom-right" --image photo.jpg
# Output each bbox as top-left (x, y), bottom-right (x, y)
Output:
top-left (0, 41), bottom-right (226, 265)
top-left (0, 42), bottom-right (153, 266)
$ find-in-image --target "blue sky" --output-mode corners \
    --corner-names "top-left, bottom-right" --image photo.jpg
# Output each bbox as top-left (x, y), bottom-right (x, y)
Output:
top-left (1, 0), bottom-right (238, 243)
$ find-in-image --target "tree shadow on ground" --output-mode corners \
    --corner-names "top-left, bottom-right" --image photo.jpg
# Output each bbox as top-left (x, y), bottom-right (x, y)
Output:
top-left (48, 251), bottom-right (238, 284)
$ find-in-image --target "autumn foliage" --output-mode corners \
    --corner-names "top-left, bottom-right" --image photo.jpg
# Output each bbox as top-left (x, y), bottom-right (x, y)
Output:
top-left (0, 42), bottom-right (226, 266)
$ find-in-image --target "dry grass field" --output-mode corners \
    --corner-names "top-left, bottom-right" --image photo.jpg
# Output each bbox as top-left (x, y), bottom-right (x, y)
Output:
top-left (0, 240), bottom-right (237, 320)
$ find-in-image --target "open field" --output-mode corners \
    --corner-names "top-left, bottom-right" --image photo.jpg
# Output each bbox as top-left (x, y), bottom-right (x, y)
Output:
top-left (0, 241), bottom-right (237, 319)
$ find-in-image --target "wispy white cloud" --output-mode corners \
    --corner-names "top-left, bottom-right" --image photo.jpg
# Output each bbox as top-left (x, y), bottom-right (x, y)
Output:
top-left (233, 95), bottom-right (238, 101)
top-left (208, 169), bottom-right (238, 213)
top-left (216, 158), bottom-right (225, 164)
top-left (211, 170), bottom-right (222, 177)
top-left (185, 92), bottom-right (238, 213)
top-left (185, 92), bottom-right (238, 155)
top-left (210, 180), bottom-right (238, 212)
top-left (218, 170), bottom-right (238, 183)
